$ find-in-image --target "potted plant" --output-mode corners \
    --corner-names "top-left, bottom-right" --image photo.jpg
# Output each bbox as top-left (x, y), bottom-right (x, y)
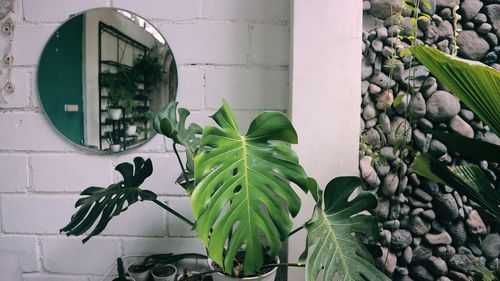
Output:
top-left (131, 52), bottom-right (163, 93)
top-left (101, 67), bottom-right (137, 120)
top-left (106, 130), bottom-right (121, 152)
top-left (127, 263), bottom-right (149, 281)
top-left (151, 264), bottom-right (177, 281)
top-left (113, 258), bottom-right (135, 281)
top-left (60, 101), bottom-right (390, 281)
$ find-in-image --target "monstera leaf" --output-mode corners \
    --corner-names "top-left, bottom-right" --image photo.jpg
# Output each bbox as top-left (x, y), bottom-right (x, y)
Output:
top-left (152, 102), bottom-right (202, 190)
top-left (191, 100), bottom-right (308, 276)
top-left (300, 177), bottom-right (390, 281)
top-left (60, 157), bottom-right (157, 243)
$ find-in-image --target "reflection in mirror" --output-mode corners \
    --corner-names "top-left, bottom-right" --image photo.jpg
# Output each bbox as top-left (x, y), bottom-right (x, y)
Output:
top-left (37, 8), bottom-right (177, 153)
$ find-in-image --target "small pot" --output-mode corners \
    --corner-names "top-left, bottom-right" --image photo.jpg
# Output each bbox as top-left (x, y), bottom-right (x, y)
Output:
top-left (126, 125), bottom-right (137, 136)
top-left (127, 263), bottom-right (150, 281)
top-left (109, 108), bottom-right (122, 120)
top-left (110, 144), bottom-right (121, 152)
top-left (208, 258), bottom-right (279, 281)
top-left (151, 264), bottom-right (177, 281)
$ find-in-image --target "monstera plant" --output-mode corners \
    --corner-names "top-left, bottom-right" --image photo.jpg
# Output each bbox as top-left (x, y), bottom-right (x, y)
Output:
top-left (61, 100), bottom-right (389, 281)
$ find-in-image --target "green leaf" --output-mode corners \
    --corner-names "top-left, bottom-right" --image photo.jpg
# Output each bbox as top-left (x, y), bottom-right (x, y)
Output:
top-left (191, 100), bottom-right (308, 276)
top-left (422, 0), bottom-right (432, 10)
top-left (393, 93), bottom-right (406, 107)
top-left (152, 102), bottom-right (202, 190)
top-left (300, 176), bottom-right (390, 281)
top-left (60, 157), bottom-right (157, 243)
top-left (424, 129), bottom-right (500, 162)
top-left (413, 154), bottom-right (500, 218)
top-left (411, 45), bottom-right (500, 136)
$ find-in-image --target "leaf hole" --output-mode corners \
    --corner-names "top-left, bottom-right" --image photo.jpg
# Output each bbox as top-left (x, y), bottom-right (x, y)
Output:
top-left (234, 185), bottom-right (242, 194)
top-left (232, 168), bottom-right (238, 176)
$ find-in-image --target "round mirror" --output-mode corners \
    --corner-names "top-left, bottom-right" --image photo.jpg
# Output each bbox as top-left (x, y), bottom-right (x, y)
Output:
top-left (37, 8), bottom-right (177, 153)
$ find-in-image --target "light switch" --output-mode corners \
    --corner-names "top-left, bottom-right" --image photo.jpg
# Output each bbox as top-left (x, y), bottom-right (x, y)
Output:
top-left (64, 104), bottom-right (79, 112)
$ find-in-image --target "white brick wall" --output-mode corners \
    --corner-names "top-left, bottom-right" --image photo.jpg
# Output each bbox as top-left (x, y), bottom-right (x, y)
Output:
top-left (0, 0), bottom-right (290, 279)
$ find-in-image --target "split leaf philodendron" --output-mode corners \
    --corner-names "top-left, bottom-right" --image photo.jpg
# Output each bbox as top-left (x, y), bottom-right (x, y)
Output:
top-left (61, 100), bottom-right (389, 281)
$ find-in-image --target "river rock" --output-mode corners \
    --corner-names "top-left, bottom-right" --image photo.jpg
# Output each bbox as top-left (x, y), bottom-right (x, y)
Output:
top-left (425, 231), bottom-right (453, 245)
top-left (376, 90), bottom-right (394, 110)
top-left (377, 247), bottom-right (397, 274)
top-left (433, 193), bottom-right (459, 221)
top-left (391, 229), bottom-right (413, 251)
top-left (448, 254), bottom-right (474, 273)
top-left (371, 72), bottom-right (396, 88)
top-left (449, 115), bottom-right (474, 138)
top-left (461, 0), bottom-right (483, 20)
top-left (457, 30), bottom-right (490, 60)
top-left (448, 221), bottom-right (467, 246)
top-left (409, 264), bottom-right (434, 281)
top-left (485, 4), bottom-right (500, 36)
top-left (466, 210), bottom-right (487, 235)
top-left (401, 65), bottom-right (430, 92)
top-left (426, 91), bottom-right (461, 122)
top-left (370, 0), bottom-right (402, 19)
top-left (426, 256), bottom-right (448, 276)
top-left (382, 173), bottom-right (399, 196)
top-left (480, 233), bottom-right (500, 260)
top-left (388, 117), bottom-right (412, 145)
top-left (406, 216), bottom-right (432, 236)
top-left (420, 0), bottom-right (436, 15)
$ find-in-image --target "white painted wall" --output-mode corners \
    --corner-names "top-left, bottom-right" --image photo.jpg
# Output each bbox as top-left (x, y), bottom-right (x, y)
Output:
top-left (289, 0), bottom-right (362, 280)
top-left (0, 0), bottom-right (290, 280)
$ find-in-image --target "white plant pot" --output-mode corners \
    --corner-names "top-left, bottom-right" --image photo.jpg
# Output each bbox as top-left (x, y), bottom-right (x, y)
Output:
top-left (208, 258), bottom-right (278, 281)
top-left (126, 125), bottom-right (137, 136)
top-left (108, 108), bottom-right (122, 120)
top-left (110, 144), bottom-right (121, 152)
top-left (151, 264), bottom-right (177, 281)
top-left (127, 263), bottom-right (150, 281)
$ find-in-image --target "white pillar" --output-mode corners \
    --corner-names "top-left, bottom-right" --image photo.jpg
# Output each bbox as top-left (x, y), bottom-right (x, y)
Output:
top-left (288, 1), bottom-right (363, 280)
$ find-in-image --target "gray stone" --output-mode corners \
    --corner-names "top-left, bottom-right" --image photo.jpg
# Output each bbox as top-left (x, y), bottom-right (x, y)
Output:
top-left (418, 17), bottom-right (432, 30)
top-left (362, 128), bottom-right (381, 148)
top-left (486, 32), bottom-right (499, 46)
top-left (360, 156), bottom-right (375, 178)
top-left (436, 0), bottom-right (454, 8)
top-left (384, 220), bottom-right (400, 229)
top-left (376, 26), bottom-right (388, 39)
top-left (429, 139), bottom-right (447, 157)
top-left (369, 0), bottom-right (402, 19)
top-left (380, 146), bottom-right (399, 161)
top-left (377, 247), bottom-right (397, 274)
top-left (459, 109), bottom-right (474, 122)
top-left (426, 256), bottom-right (448, 276)
top-left (477, 22), bottom-right (493, 35)
top-left (479, 233), bottom-right (500, 260)
top-left (375, 199), bottom-right (390, 220)
top-left (413, 188), bottom-right (433, 202)
top-left (391, 229), bottom-right (413, 251)
top-left (448, 270), bottom-right (470, 281)
top-left (421, 210), bottom-right (436, 220)
top-left (363, 1), bottom-right (371, 11)
top-left (461, 0), bottom-right (483, 20)
top-left (473, 13), bottom-right (488, 23)
top-left (440, 8), bottom-right (453, 20)
top-left (406, 216), bottom-right (432, 236)
top-left (388, 117), bottom-right (412, 145)
top-left (378, 113), bottom-right (391, 133)
top-left (361, 80), bottom-right (370, 95)
top-left (409, 92), bottom-right (427, 119)
top-left (485, 4), bottom-right (500, 36)
top-left (466, 210), bottom-right (487, 235)
top-left (372, 39), bottom-right (383, 52)
top-left (485, 131), bottom-right (500, 145)
top-left (426, 91), bottom-right (461, 122)
top-left (371, 72), bottom-right (396, 88)
top-left (361, 58), bottom-right (373, 80)
top-left (376, 90), bottom-right (394, 110)
top-left (362, 104), bottom-right (377, 120)
top-left (413, 129), bottom-right (429, 152)
top-left (382, 173), bottom-right (399, 196)
top-left (402, 246), bottom-right (413, 265)
top-left (425, 231), bottom-right (453, 245)
top-left (433, 193), bottom-right (459, 221)
top-left (437, 277), bottom-right (451, 281)
top-left (437, 20), bottom-right (453, 39)
top-left (448, 221), bottom-right (467, 246)
top-left (457, 30), bottom-right (490, 60)
top-left (449, 115), bottom-right (474, 138)
top-left (484, 51), bottom-right (498, 64)
top-left (422, 77), bottom-right (438, 98)
top-left (369, 83), bottom-right (381, 94)
top-left (448, 254), bottom-right (474, 273)
top-left (401, 65), bottom-right (430, 92)
top-left (420, 0), bottom-right (436, 15)
top-left (409, 264), bottom-right (434, 281)
top-left (382, 46), bottom-right (395, 58)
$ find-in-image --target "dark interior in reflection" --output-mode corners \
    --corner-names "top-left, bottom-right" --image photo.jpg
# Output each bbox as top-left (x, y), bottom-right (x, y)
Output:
top-left (38, 9), bottom-right (177, 152)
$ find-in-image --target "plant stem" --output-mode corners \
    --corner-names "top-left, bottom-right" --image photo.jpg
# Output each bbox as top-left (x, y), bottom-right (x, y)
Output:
top-left (288, 226), bottom-right (304, 237)
top-left (261, 263), bottom-right (305, 269)
top-left (173, 143), bottom-right (190, 186)
top-left (178, 270), bottom-right (223, 281)
top-left (152, 198), bottom-right (195, 227)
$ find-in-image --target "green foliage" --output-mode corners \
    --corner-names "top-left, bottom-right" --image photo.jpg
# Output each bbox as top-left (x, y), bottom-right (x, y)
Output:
top-left (131, 52), bottom-right (163, 92)
top-left (300, 177), bottom-right (390, 281)
top-left (101, 67), bottom-right (137, 113)
top-left (410, 45), bottom-right (500, 220)
top-left (60, 157), bottom-right (157, 243)
top-left (411, 45), bottom-right (500, 135)
top-left (191, 100), bottom-right (308, 276)
top-left (152, 102), bottom-right (202, 190)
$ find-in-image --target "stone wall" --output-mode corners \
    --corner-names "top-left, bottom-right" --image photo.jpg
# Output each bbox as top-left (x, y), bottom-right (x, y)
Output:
top-left (361, 0), bottom-right (500, 280)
